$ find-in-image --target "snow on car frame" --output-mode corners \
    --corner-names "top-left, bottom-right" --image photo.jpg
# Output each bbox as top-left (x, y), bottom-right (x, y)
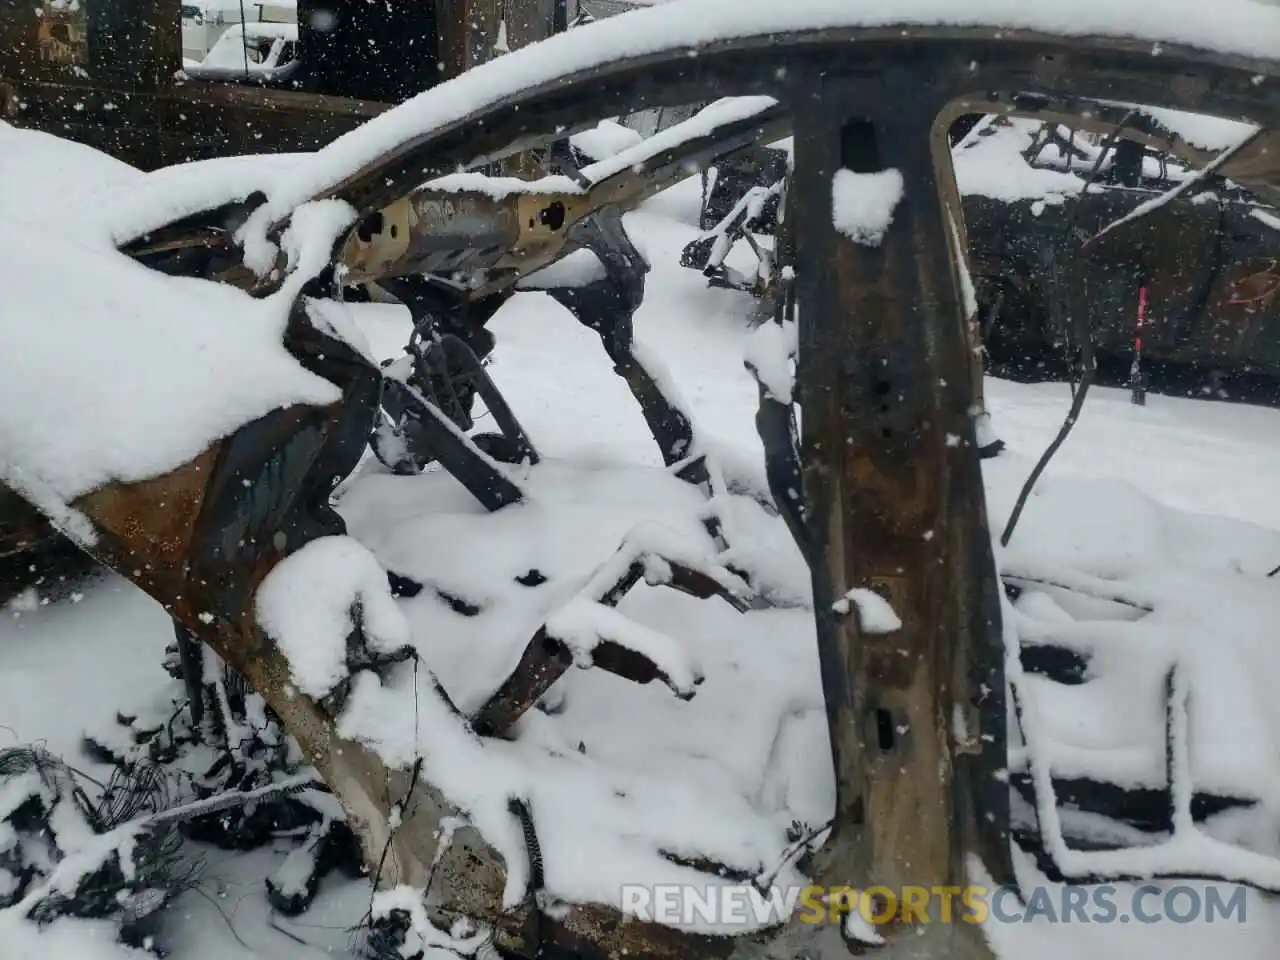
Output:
top-left (33, 0), bottom-right (1270, 515)
top-left (252, 0), bottom-right (1276, 220)
top-left (89, 0), bottom-right (1279, 253)
top-left (2, 5), bottom-right (1280, 960)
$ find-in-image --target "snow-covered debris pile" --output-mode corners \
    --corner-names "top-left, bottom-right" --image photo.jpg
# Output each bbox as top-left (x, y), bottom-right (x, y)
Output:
top-left (326, 459), bottom-right (815, 924)
top-left (985, 446), bottom-right (1280, 890)
top-left (0, 747), bottom-right (195, 951)
top-left (953, 118), bottom-right (1098, 206)
top-left (831, 168), bottom-right (904, 246)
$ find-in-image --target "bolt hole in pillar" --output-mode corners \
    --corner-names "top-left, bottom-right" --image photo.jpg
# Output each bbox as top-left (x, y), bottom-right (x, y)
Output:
top-left (875, 708), bottom-right (896, 751)
top-left (840, 117), bottom-right (883, 172)
top-left (875, 378), bottom-right (892, 418)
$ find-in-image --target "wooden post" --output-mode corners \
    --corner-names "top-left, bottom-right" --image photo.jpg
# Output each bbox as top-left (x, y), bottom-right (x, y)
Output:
top-left (788, 72), bottom-right (1010, 956)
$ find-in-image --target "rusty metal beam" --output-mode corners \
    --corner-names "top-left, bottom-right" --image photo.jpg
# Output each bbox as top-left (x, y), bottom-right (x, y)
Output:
top-left (778, 69), bottom-right (1007, 957)
top-left (473, 557), bottom-right (748, 737)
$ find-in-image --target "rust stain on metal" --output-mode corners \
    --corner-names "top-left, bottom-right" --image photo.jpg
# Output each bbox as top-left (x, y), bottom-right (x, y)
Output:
top-left (1228, 259), bottom-right (1280, 307)
top-left (73, 445), bottom-right (218, 572)
top-left (35, 0), bottom-right (87, 67)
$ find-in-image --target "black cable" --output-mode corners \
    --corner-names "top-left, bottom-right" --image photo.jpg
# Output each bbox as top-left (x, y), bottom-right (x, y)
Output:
top-left (1000, 115), bottom-right (1135, 547)
top-left (237, 0), bottom-right (250, 77)
top-left (1001, 122), bottom-right (1262, 549)
top-left (999, 365), bottom-right (1096, 549)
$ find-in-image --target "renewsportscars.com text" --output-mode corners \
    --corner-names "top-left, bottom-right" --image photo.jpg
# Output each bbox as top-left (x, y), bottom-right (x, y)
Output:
top-left (619, 882), bottom-right (1249, 926)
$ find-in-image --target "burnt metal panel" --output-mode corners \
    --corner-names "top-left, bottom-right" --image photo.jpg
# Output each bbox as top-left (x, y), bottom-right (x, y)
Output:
top-left (967, 189), bottom-right (1280, 373)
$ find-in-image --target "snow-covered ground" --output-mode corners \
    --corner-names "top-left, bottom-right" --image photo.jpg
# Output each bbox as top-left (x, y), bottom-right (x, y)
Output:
top-left (3, 171), bottom-right (1280, 958)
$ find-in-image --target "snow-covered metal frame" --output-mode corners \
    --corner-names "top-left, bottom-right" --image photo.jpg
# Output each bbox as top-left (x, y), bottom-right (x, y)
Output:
top-left (8, 8), bottom-right (1279, 960)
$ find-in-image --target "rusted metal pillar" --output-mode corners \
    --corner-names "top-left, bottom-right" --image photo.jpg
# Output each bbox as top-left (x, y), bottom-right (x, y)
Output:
top-left (789, 71), bottom-right (1010, 955)
top-left (437, 0), bottom-right (518, 78)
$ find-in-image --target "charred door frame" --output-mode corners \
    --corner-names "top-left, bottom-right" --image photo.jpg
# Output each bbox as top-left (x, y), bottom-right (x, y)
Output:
top-left (45, 26), bottom-right (1280, 960)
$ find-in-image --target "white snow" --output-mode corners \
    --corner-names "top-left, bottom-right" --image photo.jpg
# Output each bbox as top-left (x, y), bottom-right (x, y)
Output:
top-left (1126, 105), bottom-right (1259, 152)
top-left (545, 597), bottom-right (704, 696)
top-left (0, 462), bottom-right (99, 548)
top-left (0, 914), bottom-right (151, 959)
top-left (953, 118), bottom-right (1097, 205)
top-left (423, 171), bottom-right (583, 200)
top-left (196, 22), bottom-right (298, 72)
top-left (830, 169), bottom-right (904, 247)
top-left (842, 901), bottom-right (887, 945)
top-left (578, 97), bottom-right (779, 187)
top-left (0, 122), bottom-right (142, 225)
top-left (310, 181), bottom-right (1280, 954)
top-left (831, 588), bottom-right (902, 634)
top-left (950, 210), bottom-right (980, 321)
top-left (1252, 207), bottom-right (1280, 232)
top-left (98, 149), bottom-right (307, 248)
top-left (742, 318), bottom-right (797, 403)
top-left (0, 216), bottom-right (343, 503)
top-left (371, 884), bottom-right (495, 956)
top-left (303, 298), bottom-right (378, 364)
top-left (520, 248), bottom-right (608, 289)
top-left (255, 536), bottom-right (413, 699)
top-left (271, 841), bottom-right (319, 898)
top-left (0, 127), bottom-right (364, 508)
top-left (570, 118), bottom-right (645, 161)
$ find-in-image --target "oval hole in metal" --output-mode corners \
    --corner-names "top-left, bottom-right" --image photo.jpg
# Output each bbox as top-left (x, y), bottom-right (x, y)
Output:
top-left (876, 708), bottom-right (896, 751)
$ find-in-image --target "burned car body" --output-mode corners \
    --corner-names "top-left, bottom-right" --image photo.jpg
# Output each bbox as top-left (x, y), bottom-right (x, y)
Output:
top-left (695, 107), bottom-right (1280, 389)
top-left (0, 2), bottom-right (1278, 959)
top-left (961, 119), bottom-right (1280, 380)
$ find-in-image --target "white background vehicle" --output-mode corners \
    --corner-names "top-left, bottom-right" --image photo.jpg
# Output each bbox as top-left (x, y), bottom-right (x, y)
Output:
top-left (180, 0), bottom-right (296, 65)
top-left (185, 20), bottom-right (298, 78)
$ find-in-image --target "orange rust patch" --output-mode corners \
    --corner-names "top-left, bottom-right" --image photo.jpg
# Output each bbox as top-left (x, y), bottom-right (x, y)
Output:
top-left (1227, 259), bottom-right (1280, 307)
